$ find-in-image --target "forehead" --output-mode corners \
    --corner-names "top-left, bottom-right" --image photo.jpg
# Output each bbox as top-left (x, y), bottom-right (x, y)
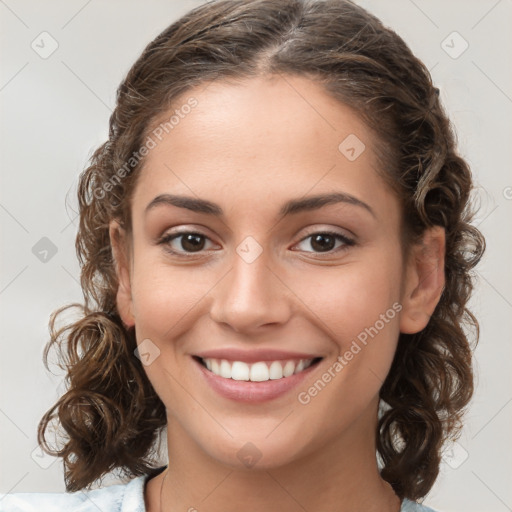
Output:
top-left (132, 74), bottom-right (397, 222)
top-left (145, 74), bottom-right (373, 163)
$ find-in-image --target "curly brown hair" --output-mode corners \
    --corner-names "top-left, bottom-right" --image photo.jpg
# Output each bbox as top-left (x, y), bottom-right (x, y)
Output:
top-left (37, 0), bottom-right (485, 501)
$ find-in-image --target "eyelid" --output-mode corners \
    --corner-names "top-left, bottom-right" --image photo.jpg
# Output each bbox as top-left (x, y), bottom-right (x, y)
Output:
top-left (298, 225), bottom-right (355, 241)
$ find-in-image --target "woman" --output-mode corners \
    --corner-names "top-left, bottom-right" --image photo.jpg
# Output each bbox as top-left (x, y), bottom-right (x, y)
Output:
top-left (0, 0), bottom-right (485, 511)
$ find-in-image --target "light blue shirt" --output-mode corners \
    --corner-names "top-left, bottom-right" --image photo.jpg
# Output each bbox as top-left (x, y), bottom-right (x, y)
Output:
top-left (0, 467), bottom-right (438, 511)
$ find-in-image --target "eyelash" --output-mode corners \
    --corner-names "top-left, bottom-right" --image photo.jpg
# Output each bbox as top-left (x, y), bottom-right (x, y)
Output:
top-left (157, 229), bottom-right (356, 258)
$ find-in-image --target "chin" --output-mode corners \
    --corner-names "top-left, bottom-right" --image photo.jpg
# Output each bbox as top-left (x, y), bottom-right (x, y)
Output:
top-left (200, 431), bottom-right (310, 471)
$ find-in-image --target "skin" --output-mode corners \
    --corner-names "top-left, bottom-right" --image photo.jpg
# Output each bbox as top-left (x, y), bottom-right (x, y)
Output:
top-left (109, 74), bottom-right (445, 512)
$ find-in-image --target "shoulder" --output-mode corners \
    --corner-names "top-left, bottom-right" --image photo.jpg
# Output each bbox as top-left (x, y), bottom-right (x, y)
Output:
top-left (0, 474), bottom-right (147, 512)
top-left (401, 498), bottom-right (439, 512)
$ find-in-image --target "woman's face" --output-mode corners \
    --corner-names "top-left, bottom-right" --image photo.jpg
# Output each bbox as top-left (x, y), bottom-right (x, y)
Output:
top-left (112, 74), bottom-right (432, 469)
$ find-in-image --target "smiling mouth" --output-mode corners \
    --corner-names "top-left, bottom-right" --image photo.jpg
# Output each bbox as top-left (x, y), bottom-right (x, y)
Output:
top-left (193, 356), bottom-right (323, 382)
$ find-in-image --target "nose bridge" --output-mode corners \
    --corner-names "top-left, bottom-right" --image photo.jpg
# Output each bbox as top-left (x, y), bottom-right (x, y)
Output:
top-left (209, 237), bottom-right (291, 331)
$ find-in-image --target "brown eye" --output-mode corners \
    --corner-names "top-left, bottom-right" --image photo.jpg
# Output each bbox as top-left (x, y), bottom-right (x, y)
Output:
top-left (294, 231), bottom-right (355, 254)
top-left (158, 231), bottom-right (215, 255)
top-left (177, 233), bottom-right (206, 252)
top-left (310, 233), bottom-right (337, 252)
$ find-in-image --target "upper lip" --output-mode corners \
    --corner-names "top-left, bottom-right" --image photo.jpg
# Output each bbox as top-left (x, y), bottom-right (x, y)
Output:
top-left (194, 348), bottom-right (323, 363)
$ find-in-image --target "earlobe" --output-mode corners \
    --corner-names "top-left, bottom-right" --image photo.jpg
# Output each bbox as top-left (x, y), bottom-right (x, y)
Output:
top-left (109, 220), bottom-right (135, 328)
top-left (399, 225), bottom-right (446, 334)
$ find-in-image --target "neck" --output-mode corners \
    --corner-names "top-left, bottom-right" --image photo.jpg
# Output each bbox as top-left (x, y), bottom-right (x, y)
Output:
top-left (157, 403), bottom-right (401, 512)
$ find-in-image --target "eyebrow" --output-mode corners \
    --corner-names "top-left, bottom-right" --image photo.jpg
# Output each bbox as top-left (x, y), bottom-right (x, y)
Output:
top-left (144, 192), bottom-right (376, 219)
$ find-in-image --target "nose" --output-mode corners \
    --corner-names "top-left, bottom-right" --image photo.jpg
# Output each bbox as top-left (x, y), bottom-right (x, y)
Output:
top-left (209, 247), bottom-right (293, 333)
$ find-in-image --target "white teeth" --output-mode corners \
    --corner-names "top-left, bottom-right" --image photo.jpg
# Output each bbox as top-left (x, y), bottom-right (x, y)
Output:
top-left (269, 361), bottom-right (283, 380)
top-left (220, 360), bottom-right (231, 379)
top-left (200, 357), bottom-right (316, 381)
top-left (283, 361), bottom-right (295, 377)
top-left (231, 361), bottom-right (250, 381)
top-left (294, 360), bottom-right (305, 374)
top-left (250, 362), bottom-right (269, 382)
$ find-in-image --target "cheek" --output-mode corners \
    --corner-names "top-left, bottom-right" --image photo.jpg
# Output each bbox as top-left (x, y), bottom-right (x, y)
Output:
top-left (292, 256), bottom-right (403, 349)
top-left (292, 262), bottom-right (403, 436)
top-left (131, 268), bottom-right (205, 335)
top-left (128, 260), bottom-right (209, 405)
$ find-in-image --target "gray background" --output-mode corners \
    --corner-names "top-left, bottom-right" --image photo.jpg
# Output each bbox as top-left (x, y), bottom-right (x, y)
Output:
top-left (1, 1), bottom-right (511, 510)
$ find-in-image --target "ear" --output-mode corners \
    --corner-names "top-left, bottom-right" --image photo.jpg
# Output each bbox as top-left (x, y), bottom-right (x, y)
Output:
top-left (109, 220), bottom-right (135, 328)
top-left (399, 225), bottom-right (446, 334)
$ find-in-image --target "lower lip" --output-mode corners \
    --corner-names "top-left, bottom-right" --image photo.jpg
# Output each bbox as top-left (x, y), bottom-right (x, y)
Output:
top-left (193, 357), bottom-right (320, 403)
